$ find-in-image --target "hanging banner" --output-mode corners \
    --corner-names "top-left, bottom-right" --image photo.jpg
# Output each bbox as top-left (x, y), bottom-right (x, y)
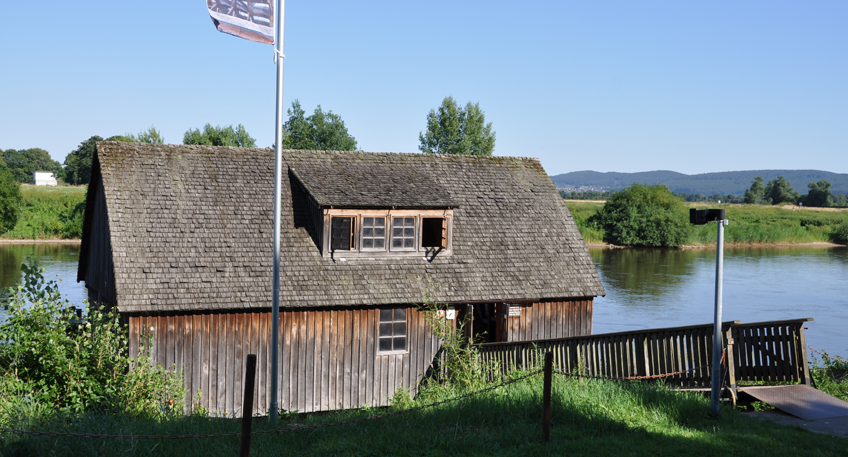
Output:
top-left (207, 0), bottom-right (274, 45)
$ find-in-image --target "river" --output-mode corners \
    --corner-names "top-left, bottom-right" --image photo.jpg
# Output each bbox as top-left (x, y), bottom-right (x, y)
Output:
top-left (1, 243), bottom-right (846, 358)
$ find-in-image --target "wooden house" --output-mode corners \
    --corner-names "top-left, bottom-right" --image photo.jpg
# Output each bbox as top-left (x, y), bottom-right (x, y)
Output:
top-left (78, 142), bottom-right (605, 416)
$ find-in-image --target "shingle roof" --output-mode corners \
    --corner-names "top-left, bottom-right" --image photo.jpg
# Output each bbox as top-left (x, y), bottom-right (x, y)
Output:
top-left (287, 150), bottom-right (458, 208)
top-left (84, 142), bottom-right (604, 313)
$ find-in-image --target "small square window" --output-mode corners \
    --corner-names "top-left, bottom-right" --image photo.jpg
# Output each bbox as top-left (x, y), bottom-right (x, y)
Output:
top-left (378, 308), bottom-right (407, 352)
top-left (361, 217), bottom-right (386, 250)
top-left (391, 217), bottom-right (415, 250)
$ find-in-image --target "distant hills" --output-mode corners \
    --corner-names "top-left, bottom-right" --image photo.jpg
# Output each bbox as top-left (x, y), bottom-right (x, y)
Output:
top-left (549, 170), bottom-right (848, 196)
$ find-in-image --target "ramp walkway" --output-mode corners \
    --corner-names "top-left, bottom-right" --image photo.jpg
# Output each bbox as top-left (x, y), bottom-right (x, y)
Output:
top-left (476, 317), bottom-right (848, 418)
top-left (741, 385), bottom-right (848, 420)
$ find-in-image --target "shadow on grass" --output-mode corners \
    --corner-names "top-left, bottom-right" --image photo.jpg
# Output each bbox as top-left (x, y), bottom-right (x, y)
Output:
top-left (3, 376), bottom-right (848, 457)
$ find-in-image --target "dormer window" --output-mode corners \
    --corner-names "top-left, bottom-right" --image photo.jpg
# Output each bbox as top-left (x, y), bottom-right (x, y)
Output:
top-left (321, 209), bottom-right (453, 258)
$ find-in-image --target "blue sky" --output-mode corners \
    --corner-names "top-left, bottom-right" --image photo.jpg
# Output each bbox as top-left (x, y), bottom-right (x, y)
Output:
top-left (1, 1), bottom-right (846, 175)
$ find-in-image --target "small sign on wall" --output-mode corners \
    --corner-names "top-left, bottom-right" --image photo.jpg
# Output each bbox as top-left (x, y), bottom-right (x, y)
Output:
top-left (508, 306), bottom-right (521, 317)
top-left (436, 309), bottom-right (456, 320)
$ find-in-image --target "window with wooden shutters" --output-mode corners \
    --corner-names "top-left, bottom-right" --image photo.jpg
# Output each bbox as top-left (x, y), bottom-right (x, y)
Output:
top-left (420, 217), bottom-right (446, 249)
top-left (321, 209), bottom-right (452, 258)
top-left (330, 216), bottom-right (354, 251)
top-left (378, 308), bottom-right (407, 352)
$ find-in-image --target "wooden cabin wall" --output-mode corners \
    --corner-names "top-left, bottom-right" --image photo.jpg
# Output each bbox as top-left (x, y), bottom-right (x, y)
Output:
top-left (128, 307), bottom-right (441, 417)
top-left (503, 299), bottom-right (593, 342)
top-left (84, 183), bottom-right (116, 305)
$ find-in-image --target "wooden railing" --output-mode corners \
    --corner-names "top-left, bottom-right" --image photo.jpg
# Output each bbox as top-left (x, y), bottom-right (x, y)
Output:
top-left (475, 318), bottom-right (813, 393)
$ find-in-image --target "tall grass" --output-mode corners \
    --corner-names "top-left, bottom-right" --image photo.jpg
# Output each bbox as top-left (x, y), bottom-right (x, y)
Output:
top-left (566, 200), bottom-right (848, 246)
top-left (2, 185), bottom-right (86, 240)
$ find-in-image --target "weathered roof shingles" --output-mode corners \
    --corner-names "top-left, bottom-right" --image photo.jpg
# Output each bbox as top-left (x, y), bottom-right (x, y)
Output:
top-left (86, 142), bottom-right (604, 313)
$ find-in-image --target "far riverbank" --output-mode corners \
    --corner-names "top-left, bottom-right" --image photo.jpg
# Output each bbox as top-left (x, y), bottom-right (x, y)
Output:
top-left (568, 201), bottom-right (848, 247)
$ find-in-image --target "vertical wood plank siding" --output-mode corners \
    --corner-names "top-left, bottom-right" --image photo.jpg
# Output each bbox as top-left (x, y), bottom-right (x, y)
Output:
top-left (127, 299), bottom-right (590, 416)
top-left (129, 307), bottom-right (441, 417)
top-left (506, 300), bottom-right (593, 342)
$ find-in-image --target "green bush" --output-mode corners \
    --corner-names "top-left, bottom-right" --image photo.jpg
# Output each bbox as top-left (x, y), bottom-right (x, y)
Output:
top-left (0, 165), bottom-right (23, 234)
top-left (832, 220), bottom-right (848, 245)
top-left (0, 261), bottom-right (185, 418)
top-left (590, 184), bottom-right (690, 247)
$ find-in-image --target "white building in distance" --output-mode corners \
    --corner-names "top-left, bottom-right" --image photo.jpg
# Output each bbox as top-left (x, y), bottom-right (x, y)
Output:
top-left (34, 171), bottom-right (58, 186)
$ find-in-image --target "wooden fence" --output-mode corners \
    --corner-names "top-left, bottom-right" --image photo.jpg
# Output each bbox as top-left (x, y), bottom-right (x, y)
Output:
top-left (475, 318), bottom-right (813, 395)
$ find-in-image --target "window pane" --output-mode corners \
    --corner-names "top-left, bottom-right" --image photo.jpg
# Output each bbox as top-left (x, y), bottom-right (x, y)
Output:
top-left (404, 238), bottom-right (413, 248)
top-left (393, 337), bottom-right (406, 351)
top-left (363, 239), bottom-right (373, 248)
top-left (375, 227), bottom-right (384, 237)
top-left (394, 308), bottom-right (405, 320)
top-left (379, 323), bottom-right (392, 336)
top-left (404, 218), bottom-right (414, 227)
top-left (375, 239), bottom-right (384, 248)
top-left (379, 309), bottom-right (393, 322)
top-left (392, 238), bottom-right (403, 248)
top-left (379, 338), bottom-right (392, 352)
top-left (363, 227), bottom-right (372, 237)
top-left (364, 217), bottom-right (374, 227)
top-left (393, 228), bottom-right (403, 237)
top-left (393, 322), bottom-right (406, 336)
top-left (404, 227), bottom-right (414, 237)
top-left (393, 218), bottom-right (403, 227)
top-left (375, 217), bottom-right (385, 227)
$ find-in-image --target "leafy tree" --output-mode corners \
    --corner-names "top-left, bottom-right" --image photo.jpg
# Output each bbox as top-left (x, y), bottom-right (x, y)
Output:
top-left (801, 180), bottom-right (832, 207)
top-left (744, 176), bottom-right (766, 204)
top-left (0, 163), bottom-right (23, 234)
top-left (282, 100), bottom-right (358, 150)
top-left (183, 123), bottom-right (256, 147)
top-left (1, 148), bottom-right (61, 184)
top-left (127, 126), bottom-right (165, 144)
top-left (64, 136), bottom-right (102, 185)
top-left (589, 184), bottom-right (690, 247)
top-left (419, 96), bottom-right (496, 156)
top-left (764, 176), bottom-right (800, 205)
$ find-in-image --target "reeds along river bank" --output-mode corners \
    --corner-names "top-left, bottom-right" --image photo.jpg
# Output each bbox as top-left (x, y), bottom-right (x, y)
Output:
top-left (566, 200), bottom-right (848, 246)
top-left (0, 185), bottom-right (86, 241)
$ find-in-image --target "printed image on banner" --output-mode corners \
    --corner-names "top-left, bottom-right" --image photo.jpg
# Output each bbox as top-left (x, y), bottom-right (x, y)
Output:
top-left (207, 0), bottom-right (274, 44)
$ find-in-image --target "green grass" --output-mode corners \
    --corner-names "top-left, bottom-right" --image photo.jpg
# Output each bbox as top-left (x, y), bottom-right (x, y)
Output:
top-left (2, 374), bottom-right (847, 456)
top-left (566, 200), bottom-right (848, 246)
top-left (1, 185), bottom-right (86, 240)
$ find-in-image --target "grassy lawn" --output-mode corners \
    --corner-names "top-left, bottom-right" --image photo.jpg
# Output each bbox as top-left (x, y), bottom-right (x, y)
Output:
top-left (565, 200), bottom-right (848, 246)
top-left (3, 374), bottom-right (846, 456)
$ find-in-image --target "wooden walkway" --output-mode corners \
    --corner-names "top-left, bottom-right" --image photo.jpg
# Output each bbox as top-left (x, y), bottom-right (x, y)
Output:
top-left (475, 318), bottom-right (816, 404)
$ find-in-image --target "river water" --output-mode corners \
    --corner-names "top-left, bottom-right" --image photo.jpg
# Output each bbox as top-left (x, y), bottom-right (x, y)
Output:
top-left (1, 243), bottom-right (846, 357)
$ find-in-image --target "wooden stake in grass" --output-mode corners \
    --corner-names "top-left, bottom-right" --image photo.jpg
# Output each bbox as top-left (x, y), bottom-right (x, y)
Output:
top-left (241, 354), bottom-right (257, 457)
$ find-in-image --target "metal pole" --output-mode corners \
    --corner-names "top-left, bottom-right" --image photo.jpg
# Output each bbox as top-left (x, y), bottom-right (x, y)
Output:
top-left (270, 0), bottom-right (286, 426)
top-left (710, 218), bottom-right (726, 415)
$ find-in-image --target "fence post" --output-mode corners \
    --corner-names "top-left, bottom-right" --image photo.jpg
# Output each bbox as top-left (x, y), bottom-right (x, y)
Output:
top-left (240, 354), bottom-right (257, 457)
top-left (542, 351), bottom-right (552, 442)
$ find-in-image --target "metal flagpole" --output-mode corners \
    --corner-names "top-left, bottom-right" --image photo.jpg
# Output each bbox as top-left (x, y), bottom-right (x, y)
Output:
top-left (710, 216), bottom-right (728, 416)
top-left (270, 0), bottom-right (285, 426)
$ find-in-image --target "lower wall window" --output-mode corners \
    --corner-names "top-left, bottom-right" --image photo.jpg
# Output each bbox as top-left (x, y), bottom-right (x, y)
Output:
top-left (378, 308), bottom-right (407, 352)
